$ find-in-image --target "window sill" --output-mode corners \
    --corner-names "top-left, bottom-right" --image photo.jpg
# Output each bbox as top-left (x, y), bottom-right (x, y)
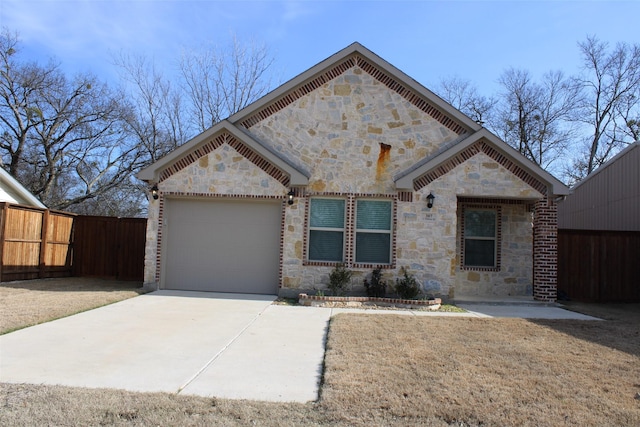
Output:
top-left (460, 265), bottom-right (501, 272)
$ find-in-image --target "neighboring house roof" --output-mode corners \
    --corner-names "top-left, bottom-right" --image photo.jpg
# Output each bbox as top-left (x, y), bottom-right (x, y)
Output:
top-left (138, 42), bottom-right (569, 198)
top-left (0, 167), bottom-right (46, 208)
top-left (558, 141), bottom-right (639, 231)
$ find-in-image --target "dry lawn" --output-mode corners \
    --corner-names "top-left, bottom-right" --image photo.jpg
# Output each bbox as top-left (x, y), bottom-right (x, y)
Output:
top-left (0, 277), bottom-right (145, 334)
top-left (320, 310), bottom-right (640, 426)
top-left (1, 280), bottom-right (639, 426)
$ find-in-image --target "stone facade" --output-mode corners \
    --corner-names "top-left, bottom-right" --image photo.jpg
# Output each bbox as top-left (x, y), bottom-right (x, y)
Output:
top-left (250, 66), bottom-right (540, 299)
top-left (140, 45), bottom-right (565, 302)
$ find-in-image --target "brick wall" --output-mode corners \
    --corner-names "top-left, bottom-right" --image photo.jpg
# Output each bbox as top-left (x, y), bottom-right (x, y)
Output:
top-left (533, 196), bottom-right (558, 302)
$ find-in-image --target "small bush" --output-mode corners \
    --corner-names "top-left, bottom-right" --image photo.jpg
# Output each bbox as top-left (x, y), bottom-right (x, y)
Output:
top-left (394, 267), bottom-right (421, 299)
top-left (328, 263), bottom-right (352, 296)
top-left (363, 267), bottom-right (387, 298)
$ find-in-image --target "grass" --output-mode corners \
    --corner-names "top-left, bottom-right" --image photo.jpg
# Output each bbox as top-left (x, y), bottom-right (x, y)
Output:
top-left (0, 277), bottom-right (145, 334)
top-left (1, 280), bottom-right (639, 426)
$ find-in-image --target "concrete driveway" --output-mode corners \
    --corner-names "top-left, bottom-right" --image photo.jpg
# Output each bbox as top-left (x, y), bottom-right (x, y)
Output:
top-left (0, 290), bottom-right (331, 403)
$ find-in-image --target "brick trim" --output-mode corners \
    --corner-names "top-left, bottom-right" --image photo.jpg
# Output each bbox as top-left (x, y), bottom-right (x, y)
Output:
top-left (533, 196), bottom-right (558, 302)
top-left (458, 197), bottom-right (535, 212)
top-left (459, 203), bottom-right (502, 272)
top-left (158, 132), bottom-right (291, 187)
top-left (414, 140), bottom-right (548, 195)
top-left (239, 54), bottom-right (467, 135)
top-left (397, 191), bottom-right (413, 202)
top-left (154, 193), bottom-right (286, 288)
top-left (302, 193), bottom-right (397, 269)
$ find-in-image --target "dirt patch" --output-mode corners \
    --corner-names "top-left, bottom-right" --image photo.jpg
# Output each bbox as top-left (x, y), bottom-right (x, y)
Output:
top-left (0, 277), bottom-right (145, 334)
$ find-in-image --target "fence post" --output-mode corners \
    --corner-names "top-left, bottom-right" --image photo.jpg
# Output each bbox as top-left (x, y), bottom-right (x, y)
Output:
top-left (0, 203), bottom-right (7, 282)
top-left (38, 209), bottom-right (50, 278)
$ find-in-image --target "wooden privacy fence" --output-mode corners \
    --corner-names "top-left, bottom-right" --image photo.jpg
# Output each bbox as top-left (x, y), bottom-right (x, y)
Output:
top-left (0, 203), bottom-right (147, 282)
top-left (73, 215), bottom-right (147, 281)
top-left (0, 203), bottom-right (75, 281)
top-left (558, 229), bottom-right (640, 302)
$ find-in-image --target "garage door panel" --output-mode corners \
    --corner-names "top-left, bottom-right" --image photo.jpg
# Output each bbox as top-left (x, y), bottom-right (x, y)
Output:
top-left (163, 198), bottom-right (281, 294)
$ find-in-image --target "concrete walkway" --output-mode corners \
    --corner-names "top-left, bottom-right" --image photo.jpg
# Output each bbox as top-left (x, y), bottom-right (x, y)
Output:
top-left (0, 291), bottom-right (599, 404)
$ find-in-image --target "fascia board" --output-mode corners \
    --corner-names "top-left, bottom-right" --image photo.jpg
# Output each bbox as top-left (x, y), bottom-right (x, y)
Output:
top-left (226, 125), bottom-right (310, 186)
top-left (0, 167), bottom-right (46, 208)
top-left (137, 122), bottom-right (228, 182)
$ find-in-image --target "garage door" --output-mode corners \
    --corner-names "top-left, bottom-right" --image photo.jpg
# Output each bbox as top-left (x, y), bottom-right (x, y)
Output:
top-left (162, 198), bottom-right (281, 294)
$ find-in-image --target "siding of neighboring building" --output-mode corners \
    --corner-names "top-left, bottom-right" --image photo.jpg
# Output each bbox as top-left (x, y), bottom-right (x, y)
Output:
top-left (558, 142), bottom-right (639, 231)
top-left (557, 142), bottom-right (640, 302)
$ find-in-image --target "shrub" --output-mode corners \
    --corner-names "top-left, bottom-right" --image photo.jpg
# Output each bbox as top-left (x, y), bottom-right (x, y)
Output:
top-left (363, 267), bottom-right (387, 297)
top-left (328, 263), bottom-right (352, 296)
top-left (394, 267), bottom-right (421, 299)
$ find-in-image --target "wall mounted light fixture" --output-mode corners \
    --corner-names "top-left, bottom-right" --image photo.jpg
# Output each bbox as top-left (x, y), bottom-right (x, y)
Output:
top-left (151, 184), bottom-right (159, 200)
top-left (426, 192), bottom-right (435, 209)
top-left (287, 190), bottom-right (295, 205)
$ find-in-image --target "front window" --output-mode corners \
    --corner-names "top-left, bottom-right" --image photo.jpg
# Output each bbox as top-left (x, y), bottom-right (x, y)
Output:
top-left (355, 200), bottom-right (392, 264)
top-left (463, 208), bottom-right (497, 268)
top-left (306, 196), bottom-right (394, 266)
top-left (308, 198), bottom-right (345, 262)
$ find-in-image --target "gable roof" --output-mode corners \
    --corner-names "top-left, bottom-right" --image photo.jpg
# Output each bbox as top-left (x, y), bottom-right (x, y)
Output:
top-left (137, 120), bottom-right (309, 186)
top-left (0, 167), bottom-right (47, 208)
top-left (229, 42), bottom-right (482, 136)
top-left (395, 128), bottom-right (570, 197)
top-left (138, 42), bottom-right (569, 198)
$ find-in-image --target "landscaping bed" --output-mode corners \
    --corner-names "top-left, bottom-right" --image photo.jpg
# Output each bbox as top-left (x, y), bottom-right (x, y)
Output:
top-left (298, 293), bottom-right (442, 310)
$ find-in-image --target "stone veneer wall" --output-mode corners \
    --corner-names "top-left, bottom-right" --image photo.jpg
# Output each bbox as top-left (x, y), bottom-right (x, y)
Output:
top-left (383, 151), bottom-right (541, 299)
top-left (455, 203), bottom-right (534, 297)
top-left (242, 66), bottom-right (545, 298)
top-left (246, 66), bottom-right (461, 195)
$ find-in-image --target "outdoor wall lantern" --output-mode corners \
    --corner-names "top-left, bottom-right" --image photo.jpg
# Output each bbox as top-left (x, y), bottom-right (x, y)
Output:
top-left (426, 192), bottom-right (435, 209)
top-left (287, 189), bottom-right (295, 205)
top-left (151, 184), bottom-right (159, 200)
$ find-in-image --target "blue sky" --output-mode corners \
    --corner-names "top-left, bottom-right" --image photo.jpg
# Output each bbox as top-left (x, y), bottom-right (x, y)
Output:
top-left (1, 0), bottom-right (638, 99)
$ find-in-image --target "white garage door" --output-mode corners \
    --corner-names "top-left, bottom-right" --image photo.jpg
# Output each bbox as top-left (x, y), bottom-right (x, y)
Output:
top-left (162, 198), bottom-right (281, 294)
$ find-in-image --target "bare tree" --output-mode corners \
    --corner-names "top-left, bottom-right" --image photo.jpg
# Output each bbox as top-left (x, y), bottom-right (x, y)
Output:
top-left (114, 53), bottom-right (187, 164)
top-left (436, 76), bottom-right (496, 126)
top-left (495, 68), bottom-right (578, 174)
top-left (0, 30), bottom-right (143, 213)
top-left (179, 35), bottom-right (276, 132)
top-left (571, 36), bottom-right (640, 179)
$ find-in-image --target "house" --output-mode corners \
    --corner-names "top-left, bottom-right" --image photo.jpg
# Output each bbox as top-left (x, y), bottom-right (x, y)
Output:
top-left (557, 141), bottom-right (639, 302)
top-left (138, 43), bottom-right (569, 302)
top-left (0, 167), bottom-right (46, 208)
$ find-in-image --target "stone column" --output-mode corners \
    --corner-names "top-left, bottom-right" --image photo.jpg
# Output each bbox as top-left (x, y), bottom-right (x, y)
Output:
top-left (533, 195), bottom-right (558, 302)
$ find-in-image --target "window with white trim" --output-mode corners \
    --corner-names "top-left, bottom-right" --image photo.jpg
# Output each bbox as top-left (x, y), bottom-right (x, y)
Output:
top-left (463, 208), bottom-right (497, 268)
top-left (307, 196), bottom-right (394, 265)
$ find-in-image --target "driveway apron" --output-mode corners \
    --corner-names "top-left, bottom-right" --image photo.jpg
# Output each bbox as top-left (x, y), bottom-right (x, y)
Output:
top-left (0, 291), bottom-right (331, 402)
